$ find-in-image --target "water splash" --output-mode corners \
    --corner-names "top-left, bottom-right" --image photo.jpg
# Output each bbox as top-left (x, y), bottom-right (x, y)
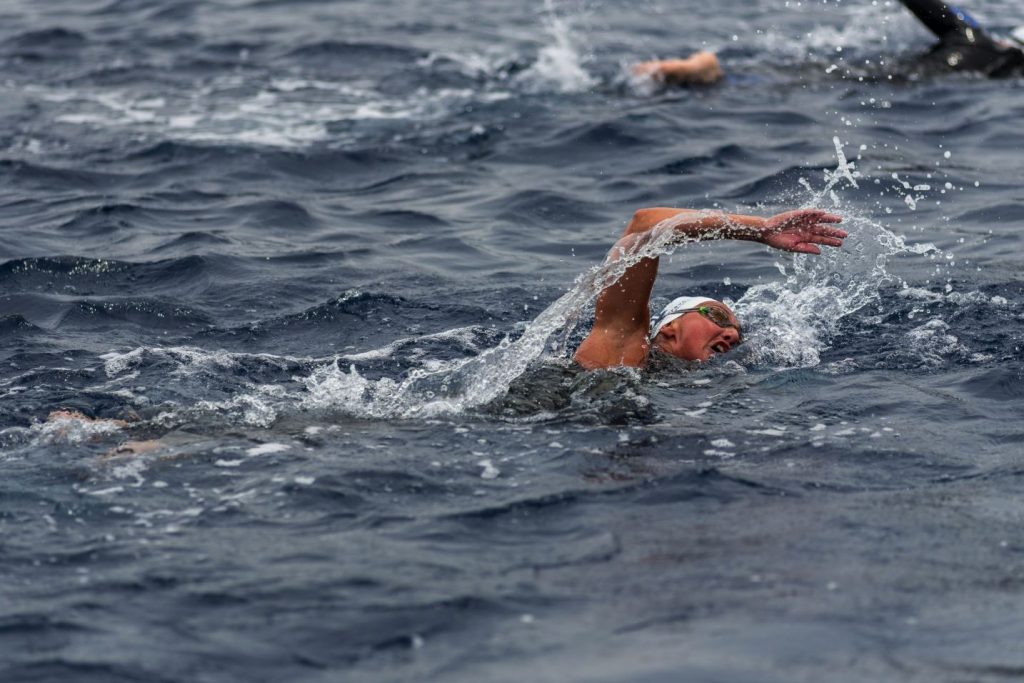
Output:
top-left (737, 138), bottom-right (936, 367)
top-left (517, 0), bottom-right (597, 93)
top-left (31, 412), bottom-right (126, 445)
top-left (754, 2), bottom-right (922, 60)
top-left (826, 135), bottom-right (861, 190)
top-left (302, 228), bottom-right (678, 419)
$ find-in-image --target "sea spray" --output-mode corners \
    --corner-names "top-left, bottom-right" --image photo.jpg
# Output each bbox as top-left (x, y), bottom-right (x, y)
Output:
top-left (517, 0), bottom-right (597, 93)
top-left (737, 137), bottom-right (936, 366)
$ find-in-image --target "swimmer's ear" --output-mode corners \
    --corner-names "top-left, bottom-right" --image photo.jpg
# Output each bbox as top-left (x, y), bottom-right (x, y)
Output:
top-left (657, 318), bottom-right (680, 343)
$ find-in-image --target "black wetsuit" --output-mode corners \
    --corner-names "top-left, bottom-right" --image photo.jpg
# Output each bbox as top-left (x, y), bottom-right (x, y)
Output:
top-left (901, 0), bottom-right (1024, 77)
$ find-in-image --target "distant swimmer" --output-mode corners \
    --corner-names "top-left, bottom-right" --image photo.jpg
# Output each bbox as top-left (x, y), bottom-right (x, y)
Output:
top-left (574, 207), bottom-right (846, 370)
top-left (901, 0), bottom-right (1024, 77)
top-left (634, 0), bottom-right (1024, 85)
top-left (42, 410), bottom-right (164, 457)
top-left (632, 50), bottom-right (725, 86)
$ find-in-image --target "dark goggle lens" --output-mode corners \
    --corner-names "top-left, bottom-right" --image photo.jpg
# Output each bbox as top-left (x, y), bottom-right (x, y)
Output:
top-left (699, 306), bottom-right (744, 341)
top-left (699, 306), bottom-right (730, 325)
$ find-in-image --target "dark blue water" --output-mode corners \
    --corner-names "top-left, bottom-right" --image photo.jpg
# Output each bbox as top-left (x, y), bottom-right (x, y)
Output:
top-left (2, 0), bottom-right (1024, 680)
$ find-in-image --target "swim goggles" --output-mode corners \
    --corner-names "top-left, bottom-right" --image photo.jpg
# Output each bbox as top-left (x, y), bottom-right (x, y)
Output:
top-left (673, 305), bottom-right (744, 344)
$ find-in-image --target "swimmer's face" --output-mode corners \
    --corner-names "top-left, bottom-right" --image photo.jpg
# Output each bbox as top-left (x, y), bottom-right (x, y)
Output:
top-left (654, 302), bottom-right (742, 362)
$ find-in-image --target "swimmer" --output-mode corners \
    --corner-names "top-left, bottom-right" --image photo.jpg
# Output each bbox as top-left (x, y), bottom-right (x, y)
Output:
top-left (633, 0), bottom-right (1024, 84)
top-left (633, 50), bottom-right (725, 86)
top-left (43, 409), bottom-right (164, 457)
top-left (902, 0), bottom-right (1024, 77)
top-left (574, 207), bottom-right (846, 370)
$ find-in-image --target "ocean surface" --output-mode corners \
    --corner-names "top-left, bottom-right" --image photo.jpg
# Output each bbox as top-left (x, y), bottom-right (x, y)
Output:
top-left (2, 0), bottom-right (1023, 681)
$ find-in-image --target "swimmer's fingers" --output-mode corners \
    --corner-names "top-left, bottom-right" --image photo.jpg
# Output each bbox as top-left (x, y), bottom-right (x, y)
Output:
top-left (807, 235), bottom-right (845, 247)
top-left (791, 243), bottom-right (822, 255)
top-left (792, 210), bottom-right (842, 226)
top-left (812, 212), bottom-right (843, 224)
top-left (810, 224), bottom-right (848, 238)
top-left (763, 209), bottom-right (842, 234)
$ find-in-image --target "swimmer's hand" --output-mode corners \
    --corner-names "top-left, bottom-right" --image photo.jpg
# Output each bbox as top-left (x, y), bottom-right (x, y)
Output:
top-left (758, 209), bottom-right (846, 255)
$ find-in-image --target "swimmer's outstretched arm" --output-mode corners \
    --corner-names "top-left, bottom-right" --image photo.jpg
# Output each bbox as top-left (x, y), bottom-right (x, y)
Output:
top-left (622, 207), bottom-right (845, 253)
top-left (574, 207), bottom-right (845, 368)
top-left (633, 51), bottom-right (724, 85)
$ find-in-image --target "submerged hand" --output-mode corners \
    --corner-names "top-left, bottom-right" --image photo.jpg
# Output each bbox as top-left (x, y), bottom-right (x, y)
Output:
top-left (760, 209), bottom-right (846, 254)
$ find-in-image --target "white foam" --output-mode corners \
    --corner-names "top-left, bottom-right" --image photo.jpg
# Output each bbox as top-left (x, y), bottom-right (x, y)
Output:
top-left (340, 325), bottom-right (484, 362)
top-left (84, 486), bottom-right (124, 496)
top-left (109, 457), bottom-right (148, 487)
top-left (516, 0), bottom-right (597, 94)
top-left (101, 348), bottom-right (145, 377)
top-left (906, 319), bottom-right (963, 365)
top-left (32, 414), bottom-right (125, 444)
top-left (20, 77), bottom-right (506, 149)
top-left (246, 443), bottom-right (290, 456)
top-left (749, 429), bottom-right (786, 437)
top-left (418, 46), bottom-right (513, 79)
top-left (478, 459), bottom-right (500, 479)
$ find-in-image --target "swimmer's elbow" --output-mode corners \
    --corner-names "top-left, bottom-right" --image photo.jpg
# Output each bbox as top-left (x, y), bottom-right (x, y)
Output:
top-left (625, 207), bottom-right (701, 237)
top-left (626, 208), bottom-right (669, 235)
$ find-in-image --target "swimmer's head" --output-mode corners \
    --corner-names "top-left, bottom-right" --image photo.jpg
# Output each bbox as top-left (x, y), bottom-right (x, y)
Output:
top-left (650, 295), bottom-right (743, 362)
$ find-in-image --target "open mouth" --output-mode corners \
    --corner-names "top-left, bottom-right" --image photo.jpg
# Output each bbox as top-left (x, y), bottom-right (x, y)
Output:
top-left (711, 342), bottom-right (729, 354)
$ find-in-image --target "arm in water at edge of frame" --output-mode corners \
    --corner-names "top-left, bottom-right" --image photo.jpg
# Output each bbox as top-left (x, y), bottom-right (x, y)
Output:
top-left (572, 208), bottom-right (846, 369)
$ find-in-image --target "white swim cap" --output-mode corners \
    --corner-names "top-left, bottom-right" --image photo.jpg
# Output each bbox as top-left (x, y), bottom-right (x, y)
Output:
top-left (650, 295), bottom-right (722, 339)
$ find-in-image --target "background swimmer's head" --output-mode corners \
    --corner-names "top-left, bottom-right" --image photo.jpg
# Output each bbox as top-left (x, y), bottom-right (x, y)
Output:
top-left (651, 296), bottom-right (743, 362)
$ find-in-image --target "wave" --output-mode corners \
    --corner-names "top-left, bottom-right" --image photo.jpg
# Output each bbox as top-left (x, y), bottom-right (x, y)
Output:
top-left (0, 314), bottom-right (41, 337)
top-left (1, 28), bottom-right (87, 53)
top-left (0, 293), bottom-right (212, 332)
top-left (283, 40), bottom-right (424, 62)
top-left (148, 231), bottom-right (234, 253)
top-left (0, 158), bottom-right (125, 191)
top-left (0, 255), bottom-right (217, 294)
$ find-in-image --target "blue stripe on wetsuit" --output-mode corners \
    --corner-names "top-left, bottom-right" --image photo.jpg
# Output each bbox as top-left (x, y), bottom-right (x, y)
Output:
top-left (947, 5), bottom-right (981, 31)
